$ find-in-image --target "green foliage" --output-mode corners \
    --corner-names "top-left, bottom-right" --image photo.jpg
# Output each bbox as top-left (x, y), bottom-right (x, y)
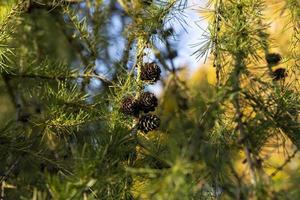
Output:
top-left (0, 0), bottom-right (299, 199)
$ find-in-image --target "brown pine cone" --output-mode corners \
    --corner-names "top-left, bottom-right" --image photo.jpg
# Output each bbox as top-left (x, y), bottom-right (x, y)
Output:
top-left (137, 114), bottom-right (160, 133)
top-left (138, 92), bottom-right (158, 113)
top-left (120, 96), bottom-right (140, 116)
top-left (140, 63), bottom-right (161, 83)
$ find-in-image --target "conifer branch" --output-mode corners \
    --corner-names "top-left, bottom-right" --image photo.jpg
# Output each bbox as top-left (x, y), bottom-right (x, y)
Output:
top-left (0, 0), bottom-right (27, 33)
top-left (227, 1), bottom-right (263, 186)
top-left (0, 0), bottom-right (299, 198)
top-left (6, 72), bottom-right (112, 84)
top-left (26, 0), bottom-right (83, 12)
top-left (212, 0), bottom-right (223, 86)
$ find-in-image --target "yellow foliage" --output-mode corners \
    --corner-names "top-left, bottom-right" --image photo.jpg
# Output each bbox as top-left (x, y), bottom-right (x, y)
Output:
top-left (189, 64), bottom-right (217, 87)
top-left (187, 0), bottom-right (300, 191)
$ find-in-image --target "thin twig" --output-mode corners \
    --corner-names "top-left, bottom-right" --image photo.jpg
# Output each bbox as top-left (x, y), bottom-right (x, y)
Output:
top-left (0, 157), bottom-right (21, 183)
top-left (270, 148), bottom-right (298, 177)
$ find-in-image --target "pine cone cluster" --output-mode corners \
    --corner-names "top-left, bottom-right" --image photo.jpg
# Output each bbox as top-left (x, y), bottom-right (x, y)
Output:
top-left (120, 62), bottom-right (162, 133)
top-left (137, 114), bottom-right (160, 133)
top-left (120, 92), bottom-right (160, 133)
top-left (140, 63), bottom-right (161, 83)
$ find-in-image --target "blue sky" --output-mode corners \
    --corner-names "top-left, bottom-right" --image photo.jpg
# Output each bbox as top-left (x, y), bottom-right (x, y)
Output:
top-left (145, 0), bottom-right (209, 95)
top-left (169, 0), bottom-right (208, 72)
top-left (91, 0), bottom-right (209, 93)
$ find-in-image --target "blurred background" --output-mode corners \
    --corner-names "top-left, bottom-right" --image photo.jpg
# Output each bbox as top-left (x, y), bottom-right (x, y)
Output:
top-left (0, 0), bottom-right (299, 198)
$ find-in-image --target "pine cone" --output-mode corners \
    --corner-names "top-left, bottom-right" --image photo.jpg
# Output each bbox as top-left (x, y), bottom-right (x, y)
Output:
top-left (120, 96), bottom-right (139, 116)
top-left (140, 63), bottom-right (161, 83)
top-left (266, 53), bottom-right (281, 65)
top-left (272, 68), bottom-right (287, 81)
top-left (138, 92), bottom-right (158, 113)
top-left (137, 114), bottom-right (160, 133)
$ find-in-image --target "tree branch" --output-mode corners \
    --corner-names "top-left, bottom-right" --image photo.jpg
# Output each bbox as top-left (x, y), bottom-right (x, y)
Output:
top-left (6, 73), bottom-right (112, 85)
top-left (232, 53), bottom-right (258, 185)
top-left (270, 148), bottom-right (298, 177)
